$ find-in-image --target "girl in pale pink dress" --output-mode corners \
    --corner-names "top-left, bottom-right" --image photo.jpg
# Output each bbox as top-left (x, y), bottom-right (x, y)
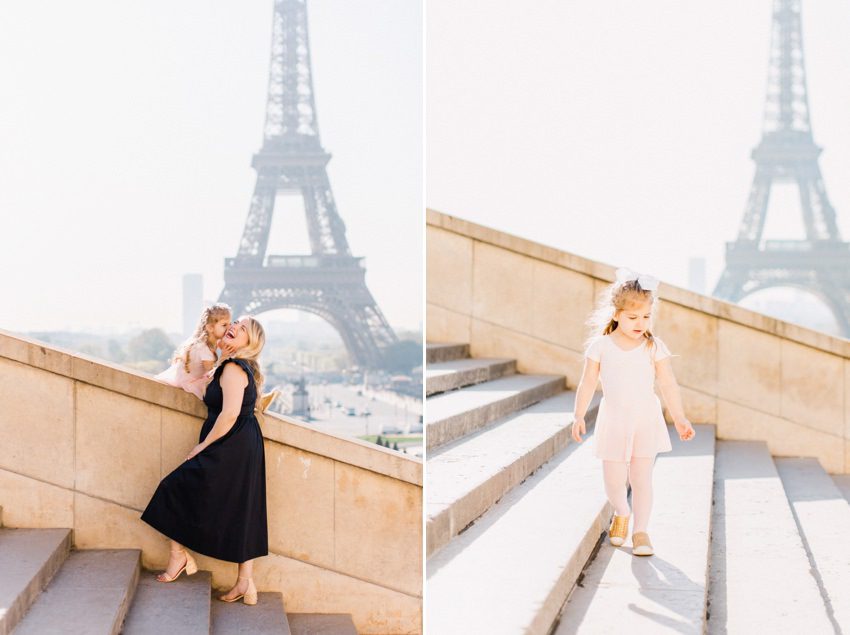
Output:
top-left (571, 268), bottom-right (694, 556)
top-left (156, 304), bottom-right (232, 399)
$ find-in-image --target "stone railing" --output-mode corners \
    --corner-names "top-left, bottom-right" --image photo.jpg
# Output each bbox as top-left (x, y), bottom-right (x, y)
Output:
top-left (427, 208), bottom-right (850, 474)
top-left (0, 329), bottom-right (422, 634)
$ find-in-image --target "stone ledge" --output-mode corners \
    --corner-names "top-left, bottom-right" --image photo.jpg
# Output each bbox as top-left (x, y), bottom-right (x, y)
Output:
top-left (427, 208), bottom-right (850, 358)
top-left (0, 329), bottom-right (422, 486)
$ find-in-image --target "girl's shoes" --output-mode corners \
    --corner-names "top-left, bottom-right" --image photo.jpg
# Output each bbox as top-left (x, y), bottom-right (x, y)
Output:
top-left (218, 575), bottom-right (258, 605)
top-left (608, 514), bottom-right (630, 547)
top-left (632, 532), bottom-right (654, 556)
top-left (156, 548), bottom-right (198, 583)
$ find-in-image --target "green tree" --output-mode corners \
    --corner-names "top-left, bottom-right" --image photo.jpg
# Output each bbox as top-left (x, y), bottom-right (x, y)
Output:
top-left (380, 340), bottom-right (421, 374)
top-left (127, 328), bottom-right (174, 363)
top-left (107, 339), bottom-right (126, 362)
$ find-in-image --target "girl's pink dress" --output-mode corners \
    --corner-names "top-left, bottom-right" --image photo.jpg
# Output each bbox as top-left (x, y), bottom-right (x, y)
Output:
top-left (155, 341), bottom-right (216, 399)
top-left (585, 334), bottom-right (675, 461)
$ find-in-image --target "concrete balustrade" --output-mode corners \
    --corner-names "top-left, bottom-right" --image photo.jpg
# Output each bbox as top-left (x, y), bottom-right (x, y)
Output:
top-left (427, 208), bottom-right (850, 473)
top-left (0, 329), bottom-right (422, 634)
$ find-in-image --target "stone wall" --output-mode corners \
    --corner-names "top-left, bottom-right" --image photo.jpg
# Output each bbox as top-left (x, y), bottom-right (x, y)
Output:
top-left (427, 209), bottom-right (850, 474)
top-left (0, 329), bottom-right (422, 634)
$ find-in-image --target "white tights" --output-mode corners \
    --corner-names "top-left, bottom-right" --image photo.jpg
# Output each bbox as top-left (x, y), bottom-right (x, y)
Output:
top-left (602, 457), bottom-right (654, 533)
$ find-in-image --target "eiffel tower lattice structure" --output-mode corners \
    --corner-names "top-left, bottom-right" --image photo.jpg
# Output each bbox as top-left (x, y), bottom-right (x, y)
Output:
top-left (713, 0), bottom-right (850, 336)
top-left (219, 0), bottom-right (398, 368)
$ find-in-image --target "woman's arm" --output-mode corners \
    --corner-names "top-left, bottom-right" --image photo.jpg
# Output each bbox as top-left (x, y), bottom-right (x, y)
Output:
top-left (187, 363), bottom-right (248, 459)
top-left (655, 358), bottom-right (695, 440)
top-left (571, 358), bottom-right (600, 442)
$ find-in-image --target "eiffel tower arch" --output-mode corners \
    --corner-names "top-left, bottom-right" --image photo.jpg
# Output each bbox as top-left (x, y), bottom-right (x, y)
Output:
top-left (713, 0), bottom-right (850, 336)
top-left (219, 0), bottom-right (398, 368)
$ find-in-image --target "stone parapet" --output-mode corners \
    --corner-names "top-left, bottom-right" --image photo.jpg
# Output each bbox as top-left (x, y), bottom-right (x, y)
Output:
top-left (427, 208), bottom-right (850, 473)
top-left (0, 329), bottom-right (422, 634)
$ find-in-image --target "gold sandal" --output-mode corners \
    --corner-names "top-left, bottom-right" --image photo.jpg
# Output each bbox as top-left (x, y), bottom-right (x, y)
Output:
top-left (156, 548), bottom-right (198, 583)
top-left (608, 514), bottom-right (629, 547)
top-left (218, 575), bottom-right (258, 605)
top-left (632, 532), bottom-right (654, 556)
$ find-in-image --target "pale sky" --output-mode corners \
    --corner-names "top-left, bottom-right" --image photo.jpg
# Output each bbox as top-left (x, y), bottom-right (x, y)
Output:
top-left (427, 1), bottom-right (850, 319)
top-left (0, 1), bottom-right (422, 334)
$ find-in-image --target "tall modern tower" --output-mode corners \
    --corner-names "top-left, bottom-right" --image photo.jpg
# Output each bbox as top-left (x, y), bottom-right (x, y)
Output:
top-left (713, 0), bottom-right (850, 336)
top-left (219, 0), bottom-right (398, 368)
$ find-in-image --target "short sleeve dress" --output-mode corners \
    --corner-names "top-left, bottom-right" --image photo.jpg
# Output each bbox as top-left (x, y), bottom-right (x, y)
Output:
top-left (155, 341), bottom-right (216, 399)
top-left (141, 358), bottom-right (268, 563)
top-left (584, 334), bottom-right (674, 462)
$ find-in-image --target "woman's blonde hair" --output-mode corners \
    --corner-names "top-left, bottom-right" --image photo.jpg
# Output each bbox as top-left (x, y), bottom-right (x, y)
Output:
top-left (174, 303), bottom-right (232, 373)
top-left (584, 277), bottom-right (659, 354)
top-left (225, 315), bottom-right (265, 407)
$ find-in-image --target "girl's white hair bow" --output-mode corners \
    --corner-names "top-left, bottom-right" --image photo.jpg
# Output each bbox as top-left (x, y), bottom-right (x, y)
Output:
top-left (615, 267), bottom-right (659, 291)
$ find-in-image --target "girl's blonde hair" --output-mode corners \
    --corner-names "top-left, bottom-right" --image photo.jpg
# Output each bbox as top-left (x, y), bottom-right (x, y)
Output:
top-left (223, 315), bottom-right (266, 408)
top-left (585, 276), bottom-right (659, 355)
top-left (174, 303), bottom-right (232, 373)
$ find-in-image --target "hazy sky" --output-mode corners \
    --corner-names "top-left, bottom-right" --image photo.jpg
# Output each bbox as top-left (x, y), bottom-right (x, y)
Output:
top-left (427, 1), bottom-right (850, 311)
top-left (0, 1), bottom-right (422, 334)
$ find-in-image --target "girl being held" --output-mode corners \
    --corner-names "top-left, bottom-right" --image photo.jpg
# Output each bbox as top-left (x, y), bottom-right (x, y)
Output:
top-left (156, 303), bottom-right (232, 399)
top-left (571, 268), bottom-right (694, 556)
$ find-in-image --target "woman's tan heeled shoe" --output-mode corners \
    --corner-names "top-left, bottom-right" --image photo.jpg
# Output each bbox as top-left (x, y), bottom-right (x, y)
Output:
top-left (156, 548), bottom-right (198, 583)
top-left (218, 575), bottom-right (258, 605)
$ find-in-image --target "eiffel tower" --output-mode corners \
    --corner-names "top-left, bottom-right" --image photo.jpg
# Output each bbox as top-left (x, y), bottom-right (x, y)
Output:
top-left (713, 0), bottom-right (850, 336)
top-left (219, 0), bottom-right (398, 368)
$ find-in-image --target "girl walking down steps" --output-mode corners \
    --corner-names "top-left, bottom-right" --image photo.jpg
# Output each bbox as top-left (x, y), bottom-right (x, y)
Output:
top-left (571, 268), bottom-right (695, 556)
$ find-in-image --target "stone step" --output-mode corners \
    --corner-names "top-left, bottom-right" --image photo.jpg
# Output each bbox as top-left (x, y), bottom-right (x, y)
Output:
top-left (427, 391), bottom-right (600, 557)
top-left (122, 570), bottom-right (212, 635)
top-left (554, 425), bottom-right (716, 634)
top-left (707, 442), bottom-right (832, 633)
top-left (288, 613), bottom-right (358, 635)
top-left (426, 342), bottom-right (469, 364)
top-left (14, 549), bottom-right (141, 635)
top-left (776, 458), bottom-right (850, 629)
top-left (211, 591), bottom-right (291, 634)
top-left (833, 474), bottom-right (850, 504)
top-left (426, 357), bottom-right (516, 396)
top-left (426, 374), bottom-right (564, 450)
top-left (427, 433), bottom-right (609, 634)
top-left (0, 528), bottom-right (72, 635)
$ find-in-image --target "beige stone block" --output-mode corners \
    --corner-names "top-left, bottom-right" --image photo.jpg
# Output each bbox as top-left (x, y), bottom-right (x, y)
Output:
top-left (265, 443), bottom-right (335, 568)
top-left (471, 242), bottom-right (535, 333)
top-left (0, 358), bottom-right (75, 488)
top-left (426, 304), bottom-right (471, 346)
top-left (470, 319), bottom-right (578, 385)
top-left (530, 261), bottom-right (595, 351)
top-left (716, 400), bottom-right (844, 473)
top-left (426, 226), bottom-right (473, 315)
top-left (0, 468), bottom-right (74, 528)
top-left (780, 340), bottom-right (844, 436)
top-left (73, 491), bottom-right (167, 569)
top-left (256, 552), bottom-right (421, 635)
top-left (160, 409), bottom-right (204, 478)
top-left (677, 386), bottom-right (717, 424)
top-left (334, 463), bottom-right (422, 597)
top-left (0, 331), bottom-right (74, 377)
top-left (655, 303), bottom-right (718, 395)
top-left (717, 321), bottom-right (781, 416)
top-left (845, 359), bottom-right (850, 443)
top-left (75, 384), bottom-right (162, 510)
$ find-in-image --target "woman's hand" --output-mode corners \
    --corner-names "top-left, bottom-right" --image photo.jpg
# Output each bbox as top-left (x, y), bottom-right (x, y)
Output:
top-left (187, 443), bottom-right (206, 461)
top-left (571, 416), bottom-right (586, 443)
top-left (674, 418), bottom-right (695, 441)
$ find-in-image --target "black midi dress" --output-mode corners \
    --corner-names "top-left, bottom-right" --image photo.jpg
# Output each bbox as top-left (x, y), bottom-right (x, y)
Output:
top-left (141, 358), bottom-right (268, 563)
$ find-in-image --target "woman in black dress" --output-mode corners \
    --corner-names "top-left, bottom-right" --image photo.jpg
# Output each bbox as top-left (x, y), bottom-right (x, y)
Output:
top-left (141, 316), bottom-right (268, 605)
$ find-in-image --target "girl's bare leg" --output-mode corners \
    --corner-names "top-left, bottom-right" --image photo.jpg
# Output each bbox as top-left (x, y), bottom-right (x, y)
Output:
top-left (628, 457), bottom-right (654, 533)
top-left (602, 460), bottom-right (630, 516)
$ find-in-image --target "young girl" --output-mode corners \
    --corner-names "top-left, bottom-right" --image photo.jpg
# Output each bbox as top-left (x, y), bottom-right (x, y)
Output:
top-left (156, 303), bottom-right (232, 399)
top-left (571, 268), bottom-right (694, 556)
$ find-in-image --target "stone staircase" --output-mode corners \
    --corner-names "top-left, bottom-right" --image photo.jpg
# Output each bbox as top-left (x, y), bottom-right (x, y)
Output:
top-left (425, 342), bottom-right (850, 634)
top-left (0, 507), bottom-right (357, 635)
